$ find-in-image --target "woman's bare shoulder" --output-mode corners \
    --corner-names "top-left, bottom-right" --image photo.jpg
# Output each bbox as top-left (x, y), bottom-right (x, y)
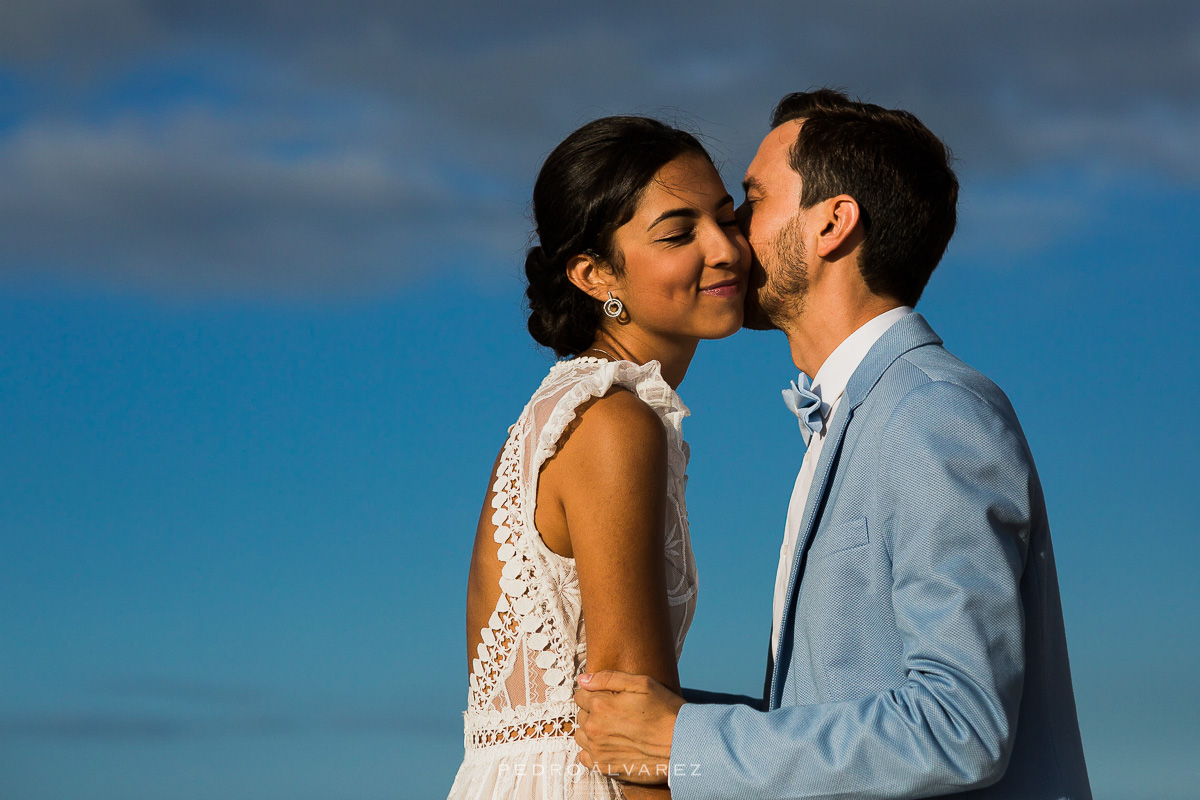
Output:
top-left (557, 387), bottom-right (667, 468)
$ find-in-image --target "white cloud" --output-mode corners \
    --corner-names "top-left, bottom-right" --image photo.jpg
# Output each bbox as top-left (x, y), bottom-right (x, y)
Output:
top-left (0, 108), bottom-right (526, 298)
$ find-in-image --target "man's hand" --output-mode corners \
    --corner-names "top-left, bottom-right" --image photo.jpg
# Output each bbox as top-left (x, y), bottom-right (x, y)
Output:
top-left (573, 670), bottom-right (685, 785)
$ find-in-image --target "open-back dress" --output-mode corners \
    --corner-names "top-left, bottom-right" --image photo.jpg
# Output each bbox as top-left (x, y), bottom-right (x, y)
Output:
top-left (446, 357), bottom-right (698, 799)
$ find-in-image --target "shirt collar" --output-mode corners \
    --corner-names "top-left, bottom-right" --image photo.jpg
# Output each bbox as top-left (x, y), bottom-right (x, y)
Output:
top-left (810, 306), bottom-right (912, 416)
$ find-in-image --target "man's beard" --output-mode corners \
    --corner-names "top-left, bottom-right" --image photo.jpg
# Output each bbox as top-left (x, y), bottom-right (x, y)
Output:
top-left (743, 216), bottom-right (808, 331)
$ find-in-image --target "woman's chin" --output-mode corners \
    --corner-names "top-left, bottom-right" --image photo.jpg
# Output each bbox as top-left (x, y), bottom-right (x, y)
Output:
top-left (700, 312), bottom-right (746, 341)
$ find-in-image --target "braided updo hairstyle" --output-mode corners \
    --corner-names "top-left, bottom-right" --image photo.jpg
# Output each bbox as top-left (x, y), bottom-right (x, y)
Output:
top-left (525, 116), bottom-right (712, 357)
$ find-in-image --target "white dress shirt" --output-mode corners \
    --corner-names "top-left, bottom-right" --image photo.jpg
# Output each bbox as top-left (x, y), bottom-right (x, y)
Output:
top-left (770, 306), bottom-right (912, 659)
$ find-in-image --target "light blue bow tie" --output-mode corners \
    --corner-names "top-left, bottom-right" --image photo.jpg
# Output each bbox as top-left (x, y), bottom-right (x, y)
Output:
top-left (782, 372), bottom-right (824, 445)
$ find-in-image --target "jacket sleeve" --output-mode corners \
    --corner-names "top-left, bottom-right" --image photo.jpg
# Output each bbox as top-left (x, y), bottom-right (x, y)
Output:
top-left (669, 381), bottom-right (1031, 800)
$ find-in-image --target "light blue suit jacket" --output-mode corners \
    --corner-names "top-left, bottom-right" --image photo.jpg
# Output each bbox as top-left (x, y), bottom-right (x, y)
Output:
top-left (672, 314), bottom-right (1091, 799)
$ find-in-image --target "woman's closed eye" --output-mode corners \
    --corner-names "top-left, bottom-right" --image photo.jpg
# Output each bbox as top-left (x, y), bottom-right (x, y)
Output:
top-left (657, 215), bottom-right (739, 244)
top-left (656, 229), bottom-right (696, 245)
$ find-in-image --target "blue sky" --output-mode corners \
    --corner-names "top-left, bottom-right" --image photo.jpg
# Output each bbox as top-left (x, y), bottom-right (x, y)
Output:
top-left (1, 3), bottom-right (1198, 798)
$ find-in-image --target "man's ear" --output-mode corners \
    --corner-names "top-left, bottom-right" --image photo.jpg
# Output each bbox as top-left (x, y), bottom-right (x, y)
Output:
top-left (814, 195), bottom-right (862, 259)
top-left (566, 252), bottom-right (617, 301)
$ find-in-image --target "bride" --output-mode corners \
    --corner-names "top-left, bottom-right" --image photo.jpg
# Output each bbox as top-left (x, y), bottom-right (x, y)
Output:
top-left (447, 115), bottom-right (749, 799)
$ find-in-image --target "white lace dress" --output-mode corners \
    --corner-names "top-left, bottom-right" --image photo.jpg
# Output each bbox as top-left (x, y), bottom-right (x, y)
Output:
top-left (447, 357), bottom-right (698, 800)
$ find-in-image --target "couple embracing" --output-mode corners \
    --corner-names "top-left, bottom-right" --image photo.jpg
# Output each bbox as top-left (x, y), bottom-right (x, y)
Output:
top-left (447, 89), bottom-right (1091, 800)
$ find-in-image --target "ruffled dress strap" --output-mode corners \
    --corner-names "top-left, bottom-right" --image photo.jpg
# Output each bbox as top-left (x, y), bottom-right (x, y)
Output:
top-left (529, 357), bottom-right (690, 490)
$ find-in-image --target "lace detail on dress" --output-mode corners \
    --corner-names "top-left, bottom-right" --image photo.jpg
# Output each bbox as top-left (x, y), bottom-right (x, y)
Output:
top-left (465, 701), bottom-right (577, 749)
top-left (468, 425), bottom-right (579, 749)
top-left (454, 356), bottom-right (698, 791)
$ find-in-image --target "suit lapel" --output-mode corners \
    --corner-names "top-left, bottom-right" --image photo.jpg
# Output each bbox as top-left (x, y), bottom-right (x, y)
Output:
top-left (767, 313), bottom-right (943, 709)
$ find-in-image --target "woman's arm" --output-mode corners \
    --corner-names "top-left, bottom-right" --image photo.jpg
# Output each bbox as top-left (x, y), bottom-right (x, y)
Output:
top-left (539, 388), bottom-right (679, 692)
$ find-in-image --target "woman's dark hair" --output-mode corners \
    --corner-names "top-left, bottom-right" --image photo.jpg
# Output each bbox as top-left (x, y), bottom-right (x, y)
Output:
top-left (525, 116), bottom-right (711, 356)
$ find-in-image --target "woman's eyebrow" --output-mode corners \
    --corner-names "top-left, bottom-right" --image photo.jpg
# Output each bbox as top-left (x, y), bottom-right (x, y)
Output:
top-left (647, 194), bottom-right (735, 230)
top-left (648, 207), bottom-right (699, 230)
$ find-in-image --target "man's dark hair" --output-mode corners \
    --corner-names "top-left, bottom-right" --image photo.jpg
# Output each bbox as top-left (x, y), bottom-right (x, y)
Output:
top-left (771, 89), bottom-right (958, 306)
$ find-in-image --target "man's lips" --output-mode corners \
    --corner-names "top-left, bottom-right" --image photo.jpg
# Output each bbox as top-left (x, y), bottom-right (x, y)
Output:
top-left (701, 278), bottom-right (742, 297)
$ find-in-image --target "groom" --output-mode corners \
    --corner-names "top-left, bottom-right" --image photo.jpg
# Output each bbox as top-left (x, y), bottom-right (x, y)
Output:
top-left (573, 90), bottom-right (1091, 799)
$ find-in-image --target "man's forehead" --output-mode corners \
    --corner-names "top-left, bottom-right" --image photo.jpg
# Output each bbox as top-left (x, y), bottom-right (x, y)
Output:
top-left (762, 119), bottom-right (803, 159)
top-left (745, 119), bottom-right (803, 182)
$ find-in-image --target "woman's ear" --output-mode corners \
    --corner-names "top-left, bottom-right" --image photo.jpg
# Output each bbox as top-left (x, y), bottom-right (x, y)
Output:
top-left (565, 251), bottom-right (617, 301)
top-left (814, 195), bottom-right (863, 259)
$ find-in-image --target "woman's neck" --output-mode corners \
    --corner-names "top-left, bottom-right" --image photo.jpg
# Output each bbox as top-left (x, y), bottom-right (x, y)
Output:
top-left (586, 330), bottom-right (697, 390)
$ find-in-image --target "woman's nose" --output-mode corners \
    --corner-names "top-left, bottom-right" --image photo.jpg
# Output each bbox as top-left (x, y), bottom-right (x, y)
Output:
top-left (706, 219), bottom-right (746, 268)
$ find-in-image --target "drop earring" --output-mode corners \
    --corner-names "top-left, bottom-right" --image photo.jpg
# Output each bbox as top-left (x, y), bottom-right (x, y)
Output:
top-left (603, 292), bottom-right (624, 318)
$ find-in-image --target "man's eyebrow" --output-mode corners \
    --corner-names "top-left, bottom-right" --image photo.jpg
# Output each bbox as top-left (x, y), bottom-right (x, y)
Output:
top-left (647, 195), bottom-right (736, 230)
top-left (742, 177), bottom-right (763, 195)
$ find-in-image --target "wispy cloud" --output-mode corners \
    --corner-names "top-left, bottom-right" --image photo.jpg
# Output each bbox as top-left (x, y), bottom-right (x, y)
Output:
top-left (0, 106), bottom-right (519, 297)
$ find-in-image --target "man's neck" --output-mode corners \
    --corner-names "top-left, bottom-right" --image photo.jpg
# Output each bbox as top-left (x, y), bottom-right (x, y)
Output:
top-left (784, 296), bottom-right (904, 376)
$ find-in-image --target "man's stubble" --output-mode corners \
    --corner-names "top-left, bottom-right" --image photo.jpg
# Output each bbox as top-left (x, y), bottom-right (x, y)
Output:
top-left (742, 215), bottom-right (808, 332)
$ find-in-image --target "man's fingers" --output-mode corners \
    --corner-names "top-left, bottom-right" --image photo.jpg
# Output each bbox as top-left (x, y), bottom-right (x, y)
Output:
top-left (574, 708), bottom-right (588, 739)
top-left (571, 724), bottom-right (590, 767)
top-left (571, 671), bottom-right (677, 786)
top-left (578, 669), bottom-right (644, 694)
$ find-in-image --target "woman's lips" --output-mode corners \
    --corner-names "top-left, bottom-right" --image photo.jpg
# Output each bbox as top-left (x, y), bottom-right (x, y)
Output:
top-left (701, 279), bottom-right (741, 298)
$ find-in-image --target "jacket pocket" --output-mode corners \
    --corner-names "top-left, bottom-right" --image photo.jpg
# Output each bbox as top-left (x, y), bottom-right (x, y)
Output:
top-left (808, 517), bottom-right (869, 561)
